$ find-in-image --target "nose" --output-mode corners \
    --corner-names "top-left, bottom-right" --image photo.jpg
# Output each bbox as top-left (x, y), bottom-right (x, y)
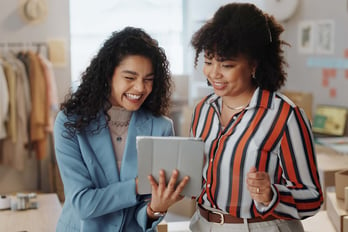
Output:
top-left (133, 79), bottom-right (145, 92)
top-left (208, 63), bottom-right (222, 79)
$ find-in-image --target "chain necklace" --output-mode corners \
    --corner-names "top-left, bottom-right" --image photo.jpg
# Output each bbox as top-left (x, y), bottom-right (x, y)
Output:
top-left (223, 101), bottom-right (248, 110)
top-left (109, 120), bottom-right (130, 127)
top-left (109, 120), bottom-right (130, 142)
top-left (108, 105), bottom-right (132, 142)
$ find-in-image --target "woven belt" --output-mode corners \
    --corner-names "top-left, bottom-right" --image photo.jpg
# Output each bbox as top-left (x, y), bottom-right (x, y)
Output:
top-left (198, 204), bottom-right (276, 225)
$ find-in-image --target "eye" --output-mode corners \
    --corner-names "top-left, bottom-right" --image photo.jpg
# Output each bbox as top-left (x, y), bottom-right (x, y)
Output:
top-left (221, 61), bottom-right (235, 68)
top-left (222, 64), bottom-right (234, 68)
top-left (144, 78), bottom-right (154, 82)
top-left (204, 60), bottom-right (212, 65)
top-left (124, 76), bottom-right (135, 80)
top-left (144, 75), bottom-right (154, 82)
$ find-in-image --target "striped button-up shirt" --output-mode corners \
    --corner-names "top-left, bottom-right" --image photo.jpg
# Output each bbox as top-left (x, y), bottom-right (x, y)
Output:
top-left (190, 88), bottom-right (323, 219)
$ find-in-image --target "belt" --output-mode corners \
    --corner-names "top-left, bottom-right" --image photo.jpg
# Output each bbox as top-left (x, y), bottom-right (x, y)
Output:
top-left (198, 204), bottom-right (277, 225)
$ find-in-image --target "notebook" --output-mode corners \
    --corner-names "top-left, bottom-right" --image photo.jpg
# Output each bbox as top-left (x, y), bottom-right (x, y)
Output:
top-left (136, 136), bottom-right (204, 197)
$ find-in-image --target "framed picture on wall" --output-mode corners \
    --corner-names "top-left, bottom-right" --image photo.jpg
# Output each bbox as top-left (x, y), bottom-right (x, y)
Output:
top-left (298, 21), bottom-right (315, 54)
top-left (315, 20), bottom-right (335, 54)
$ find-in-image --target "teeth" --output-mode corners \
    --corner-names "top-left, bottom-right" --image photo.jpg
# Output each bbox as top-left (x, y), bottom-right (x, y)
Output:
top-left (214, 82), bottom-right (225, 86)
top-left (126, 93), bottom-right (141, 100)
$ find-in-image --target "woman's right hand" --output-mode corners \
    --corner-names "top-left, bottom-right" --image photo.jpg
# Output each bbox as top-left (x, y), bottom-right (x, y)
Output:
top-left (147, 169), bottom-right (189, 217)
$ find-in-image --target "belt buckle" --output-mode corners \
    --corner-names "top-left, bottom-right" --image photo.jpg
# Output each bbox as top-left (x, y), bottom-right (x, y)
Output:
top-left (211, 211), bottom-right (224, 225)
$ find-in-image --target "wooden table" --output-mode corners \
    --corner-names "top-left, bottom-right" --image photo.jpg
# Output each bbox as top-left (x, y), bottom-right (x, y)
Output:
top-left (0, 193), bottom-right (62, 232)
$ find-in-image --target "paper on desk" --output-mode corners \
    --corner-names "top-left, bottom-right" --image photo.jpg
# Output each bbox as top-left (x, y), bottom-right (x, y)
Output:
top-left (316, 137), bottom-right (348, 154)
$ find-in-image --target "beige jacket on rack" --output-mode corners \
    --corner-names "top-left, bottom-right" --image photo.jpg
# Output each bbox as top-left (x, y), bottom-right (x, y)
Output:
top-left (0, 62), bottom-right (9, 140)
top-left (1, 52), bottom-right (31, 171)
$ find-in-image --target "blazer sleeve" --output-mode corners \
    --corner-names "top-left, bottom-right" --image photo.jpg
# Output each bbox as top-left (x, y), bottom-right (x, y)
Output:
top-left (54, 112), bottom-right (139, 220)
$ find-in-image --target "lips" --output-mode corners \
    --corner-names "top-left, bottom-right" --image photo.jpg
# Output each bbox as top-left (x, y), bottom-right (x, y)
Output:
top-left (125, 93), bottom-right (141, 99)
top-left (212, 81), bottom-right (226, 90)
top-left (125, 93), bottom-right (143, 102)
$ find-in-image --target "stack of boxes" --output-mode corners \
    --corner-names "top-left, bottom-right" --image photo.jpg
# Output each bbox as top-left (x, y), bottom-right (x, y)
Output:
top-left (326, 169), bottom-right (348, 232)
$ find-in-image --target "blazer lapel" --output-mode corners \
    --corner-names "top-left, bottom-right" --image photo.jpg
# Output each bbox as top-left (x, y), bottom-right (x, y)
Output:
top-left (87, 113), bottom-right (120, 183)
top-left (121, 109), bottom-right (152, 180)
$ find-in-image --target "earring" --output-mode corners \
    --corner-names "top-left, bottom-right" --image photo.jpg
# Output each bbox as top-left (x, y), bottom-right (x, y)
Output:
top-left (252, 73), bottom-right (256, 79)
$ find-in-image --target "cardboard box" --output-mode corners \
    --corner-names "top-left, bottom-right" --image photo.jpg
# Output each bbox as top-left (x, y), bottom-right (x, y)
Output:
top-left (320, 169), bottom-right (339, 210)
top-left (316, 145), bottom-right (348, 209)
top-left (157, 220), bottom-right (168, 232)
top-left (168, 197), bottom-right (196, 218)
top-left (326, 191), bottom-right (348, 232)
top-left (302, 210), bottom-right (337, 231)
top-left (345, 187), bottom-right (348, 211)
top-left (344, 216), bottom-right (348, 232)
top-left (336, 170), bottom-right (348, 200)
top-left (281, 90), bottom-right (313, 120)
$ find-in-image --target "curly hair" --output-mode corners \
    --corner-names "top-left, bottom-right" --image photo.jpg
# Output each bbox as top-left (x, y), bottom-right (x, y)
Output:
top-left (191, 3), bottom-right (289, 92)
top-left (61, 27), bottom-right (172, 134)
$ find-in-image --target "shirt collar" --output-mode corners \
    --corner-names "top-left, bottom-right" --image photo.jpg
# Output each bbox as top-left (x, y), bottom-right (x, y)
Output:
top-left (205, 87), bottom-right (275, 110)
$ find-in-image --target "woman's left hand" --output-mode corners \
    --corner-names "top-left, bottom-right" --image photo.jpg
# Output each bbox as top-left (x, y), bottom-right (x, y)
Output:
top-left (246, 167), bottom-right (273, 206)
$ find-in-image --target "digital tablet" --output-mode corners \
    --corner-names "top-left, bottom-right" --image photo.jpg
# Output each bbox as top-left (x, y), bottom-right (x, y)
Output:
top-left (136, 136), bottom-right (204, 197)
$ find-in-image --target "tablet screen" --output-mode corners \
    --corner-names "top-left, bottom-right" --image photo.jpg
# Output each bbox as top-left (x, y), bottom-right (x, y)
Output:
top-left (136, 136), bottom-right (204, 197)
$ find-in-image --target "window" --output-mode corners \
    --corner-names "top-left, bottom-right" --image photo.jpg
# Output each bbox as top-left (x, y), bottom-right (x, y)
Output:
top-left (70, 0), bottom-right (184, 89)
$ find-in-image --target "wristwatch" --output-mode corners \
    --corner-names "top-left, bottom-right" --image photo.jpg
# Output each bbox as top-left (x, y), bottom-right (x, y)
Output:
top-left (147, 203), bottom-right (167, 217)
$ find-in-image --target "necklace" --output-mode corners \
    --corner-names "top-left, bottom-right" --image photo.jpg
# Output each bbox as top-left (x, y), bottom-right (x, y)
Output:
top-left (110, 120), bottom-right (130, 127)
top-left (109, 120), bottom-right (130, 142)
top-left (223, 101), bottom-right (248, 110)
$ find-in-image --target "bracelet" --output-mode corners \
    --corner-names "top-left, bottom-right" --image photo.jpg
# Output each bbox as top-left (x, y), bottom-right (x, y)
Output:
top-left (147, 202), bottom-right (167, 217)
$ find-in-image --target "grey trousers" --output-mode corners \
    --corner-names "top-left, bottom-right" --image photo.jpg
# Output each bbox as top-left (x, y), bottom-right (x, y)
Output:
top-left (189, 210), bottom-right (305, 232)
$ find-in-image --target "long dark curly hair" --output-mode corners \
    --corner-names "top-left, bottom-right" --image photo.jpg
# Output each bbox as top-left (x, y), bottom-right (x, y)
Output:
top-left (61, 27), bottom-right (172, 134)
top-left (191, 3), bottom-right (289, 91)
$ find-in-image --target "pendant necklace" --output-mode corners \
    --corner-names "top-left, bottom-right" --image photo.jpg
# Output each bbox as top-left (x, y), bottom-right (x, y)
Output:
top-left (108, 105), bottom-right (132, 142)
top-left (109, 120), bottom-right (130, 142)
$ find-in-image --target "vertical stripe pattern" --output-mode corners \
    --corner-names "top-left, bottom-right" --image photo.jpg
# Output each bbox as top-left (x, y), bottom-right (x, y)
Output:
top-left (191, 88), bottom-right (323, 219)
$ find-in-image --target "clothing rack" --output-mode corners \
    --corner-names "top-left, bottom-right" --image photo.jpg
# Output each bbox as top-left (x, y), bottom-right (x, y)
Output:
top-left (0, 41), bottom-right (48, 57)
top-left (0, 41), bottom-right (51, 191)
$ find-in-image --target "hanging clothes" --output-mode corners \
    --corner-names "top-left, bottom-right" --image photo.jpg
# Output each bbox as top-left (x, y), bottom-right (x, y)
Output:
top-left (27, 50), bottom-right (49, 160)
top-left (38, 54), bottom-right (59, 132)
top-left (1, 59), bottom-right (17, 143)
top-left (0, 62), bottom-right (9, 140)
top-left (0, 52), bottom-right (31, 170)
top-left (0, 45), bottom-right (58, 170)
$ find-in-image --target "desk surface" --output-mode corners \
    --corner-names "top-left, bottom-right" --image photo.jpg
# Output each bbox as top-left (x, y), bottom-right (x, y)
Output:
top-left (0, 193), bottom-right (62, 232)
top-left (316, 145), bottom-right (348, 171)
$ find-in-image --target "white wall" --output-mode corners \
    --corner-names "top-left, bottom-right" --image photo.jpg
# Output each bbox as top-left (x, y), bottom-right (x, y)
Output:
top-left (186, 0), bottom-right (348, 114)
top-left (280, 0), bottom-right (348, 112)
top-left (0, 0), bottom-right (71, 194)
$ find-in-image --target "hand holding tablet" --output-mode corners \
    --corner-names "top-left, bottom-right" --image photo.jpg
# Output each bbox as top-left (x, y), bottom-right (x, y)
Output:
top-left (136, 136), bottom-right (204, 198)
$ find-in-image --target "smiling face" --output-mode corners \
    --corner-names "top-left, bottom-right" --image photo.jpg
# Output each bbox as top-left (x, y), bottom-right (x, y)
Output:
top-left (109, 55), bottom-right (154, 111)
top-left (203, 53), bottom-right (256, 99)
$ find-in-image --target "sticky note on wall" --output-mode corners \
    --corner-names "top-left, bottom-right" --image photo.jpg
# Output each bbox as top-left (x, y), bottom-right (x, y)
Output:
top-left (47, 39), bottom-right (66, 67)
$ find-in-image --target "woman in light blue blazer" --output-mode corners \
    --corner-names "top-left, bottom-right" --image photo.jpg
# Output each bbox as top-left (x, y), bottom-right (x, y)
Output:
top-left (54, 27), bottom-right (189, 232)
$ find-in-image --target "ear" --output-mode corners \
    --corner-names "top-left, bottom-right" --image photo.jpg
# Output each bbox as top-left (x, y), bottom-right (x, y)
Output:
top-left (250, 60), bottom-right (258, 74)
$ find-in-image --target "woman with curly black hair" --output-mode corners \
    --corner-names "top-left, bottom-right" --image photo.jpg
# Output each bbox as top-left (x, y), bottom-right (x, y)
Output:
top-left (54, 27), bottom-right (188, 232)
top-left (188, 3), bottom-right (323, 232)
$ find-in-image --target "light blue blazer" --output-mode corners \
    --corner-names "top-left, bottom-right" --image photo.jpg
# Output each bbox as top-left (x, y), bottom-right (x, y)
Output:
top-left (54, 108), bottom-right (174, 232)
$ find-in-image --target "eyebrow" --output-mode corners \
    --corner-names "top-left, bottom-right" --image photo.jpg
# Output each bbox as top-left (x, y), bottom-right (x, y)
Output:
top-left (122, 70), bottom-right (154, 77)
top-left (204, 54), bottom-right (213, 59)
